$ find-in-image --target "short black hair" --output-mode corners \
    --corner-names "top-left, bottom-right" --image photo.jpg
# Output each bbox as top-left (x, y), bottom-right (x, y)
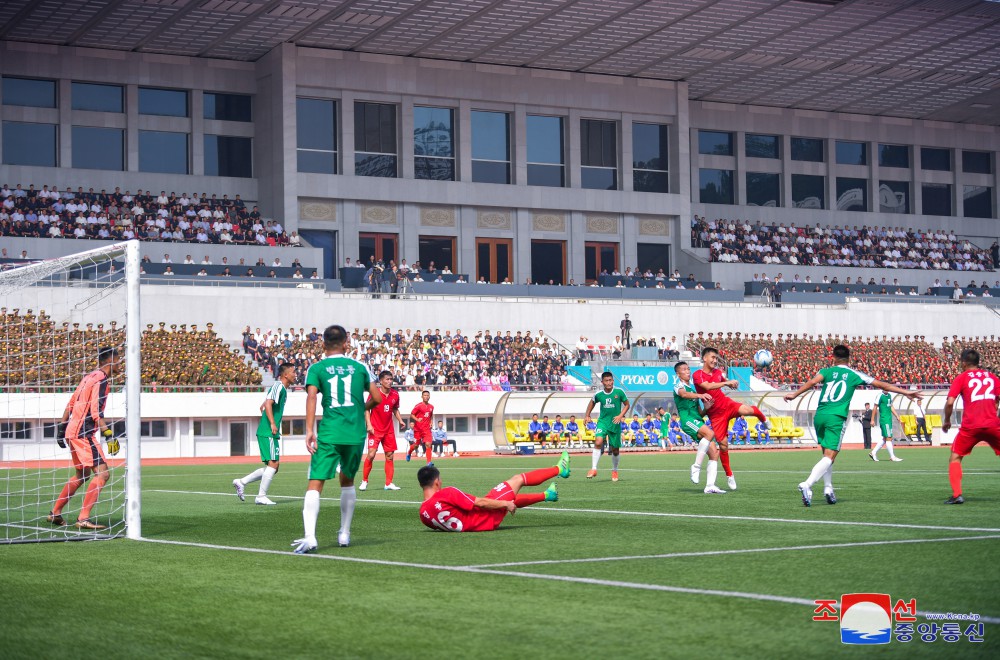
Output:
top-left (323, 325), bottom-right (347, 349)
top-left (278, 362), bottom-right (295, 376)
top-left (417, 464), bottom-right (440, 488)
top-left (97, 346), bottom-right (118, 364)
top-left (601, 371), bottom-right (614, 380)
top-left (422, 389), bottom-right (430, 395)
top-left (961, 348), bottom-right (981, 367)
top-left (701, 347), bottom-right (718, 358)
top-left (673, 361), bottom-right (688, 373)
top-left (378, 369), bottom-right (392, 380)
top-left (832, 344), bottom-right (850, 360)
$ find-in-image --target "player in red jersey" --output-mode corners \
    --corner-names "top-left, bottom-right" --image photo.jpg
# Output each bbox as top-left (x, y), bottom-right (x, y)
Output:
top-left (361, 370), bottom-right (405, 492)
top-left (418, 451), bottom-right (571, 532)
top-left (692, 346), bottom-right (768, 491)
top-left (942, 349), bottom-right (1000, 504)
top-left (408, 390), bottom-right (434, 464)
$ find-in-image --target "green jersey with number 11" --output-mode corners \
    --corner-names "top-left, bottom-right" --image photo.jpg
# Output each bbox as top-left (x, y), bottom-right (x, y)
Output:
top-left (816, 365), bottom-right (873, 419)
top-left (305, 355), bottom-right (375, 445)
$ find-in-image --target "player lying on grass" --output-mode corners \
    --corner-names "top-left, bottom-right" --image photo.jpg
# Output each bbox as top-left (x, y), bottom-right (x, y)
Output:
top-left (942, 349), bottom-right (1000, 505)
top-left (233, 362), bottom-right (294, 505)
top-left (418, 451), bottom-right (571, 532)
top-left (584, 371), bottom-right (629, 482)
top-left (673, 362), bottom-right (727, 494)
top-left (784, 344), bottom-right (921, 507)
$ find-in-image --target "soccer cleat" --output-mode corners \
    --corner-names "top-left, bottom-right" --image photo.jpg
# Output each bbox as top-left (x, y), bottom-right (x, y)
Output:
top-left (611, 470), bottom-right (619, 482)
top-left (46, 512), bottom-right (65, 526)
top-left (557, 450), bottom-right (571, 478)
top-left (358, 481), bottom-right (368, 491)
top-left (254, 496), bottom-right (277, 505)
top-left (704, 485), bottom-right (727, 494)
top-left (75, 518), bottom-right (106, 530)
top-left (690, 464), bottom-right (701, 484)
top-left (824, 490), bottom-right (837, 505)
top-left (384, 483), bottom-right (401, 490)
top-left (944, 495), bottom-right (964, 505)
top-left (291, 537), bottom-right (317, 554)
top-left (890, 457), bottom-right (903, 462)
top-left (868, 452), bottom-right (879, 462)
top-left (586, 469), bottom-right (597, 479)
top-left (453, 452), bottom-right (460, 458)
top-left (405, 453), bottom-right (411, 462)
top-left (337, 531), bottom-right (350, 547)
top-left (727, 475), bottom-right (738, 491)
top-left (232, 479), bottom-right (245, 502)
top-left (798, 482), bottom-right (813, 507)
top-left (544, 483), bottom-right (559, 502)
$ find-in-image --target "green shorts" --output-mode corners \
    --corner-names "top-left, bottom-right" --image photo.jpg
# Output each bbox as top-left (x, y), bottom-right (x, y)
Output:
top-left (880, 422), bottom-right (892, 438)
top-left (595, 423), bottom-right (622, 449)
top-left (814, 413), bottom-right (847, 452)
top-left (309, 441), bottom-right (363, 481)
top-left (679, 415), bottom-right (705, 437)
top-left (257, 434), bottom-right (280, 463)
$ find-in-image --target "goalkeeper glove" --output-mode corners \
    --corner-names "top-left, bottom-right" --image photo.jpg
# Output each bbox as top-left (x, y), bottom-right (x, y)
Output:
top-left (105, 430), bottom-right (120, 456)
top-left (56, 422), bottom-right (68, 449)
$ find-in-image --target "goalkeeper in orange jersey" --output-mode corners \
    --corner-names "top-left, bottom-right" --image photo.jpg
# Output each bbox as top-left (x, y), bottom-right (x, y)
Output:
top-left (49, 347), bottom-right (120, 530)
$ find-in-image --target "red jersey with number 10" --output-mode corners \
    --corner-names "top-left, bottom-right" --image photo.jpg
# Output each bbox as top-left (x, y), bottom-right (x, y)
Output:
top-left (949, 369), bottom-right (1000, 429)
top-left (369, 388), bottom-right (399, 436)
top-left (411, 402), bottom-right (434, 431)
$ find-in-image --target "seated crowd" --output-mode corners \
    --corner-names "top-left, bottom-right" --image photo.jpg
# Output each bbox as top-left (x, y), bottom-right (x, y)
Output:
top-left (693, 216), bottom-right (995, 272)
top-left (242, 326), bottom-right (573, 391)
top-left (942, 336), bottom-right (1000, 371)
top-left (0, 183), bottom-right (300, 247)
top-left (138, 254), bottom-right (318, 280)
top-left (750, 272), bottom-right (1000, 296)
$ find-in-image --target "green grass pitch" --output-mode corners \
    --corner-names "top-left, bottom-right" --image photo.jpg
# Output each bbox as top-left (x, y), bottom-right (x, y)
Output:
top-left (4, 448), bottom-right (999, 659)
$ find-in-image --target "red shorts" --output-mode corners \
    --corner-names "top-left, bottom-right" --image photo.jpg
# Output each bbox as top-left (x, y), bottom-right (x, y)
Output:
top-left (952, 425), bottom-right (1000, 457)
top-left (68, 433), bottom-right (105, 470)
top-left (414, 429), bottom-right (432, 443)
top-left (707, 398), bottom-right (743, 433)
top-left (367, 433), bottom-right (397, 453)
top-left (481, 481), bottom-right (515, 531)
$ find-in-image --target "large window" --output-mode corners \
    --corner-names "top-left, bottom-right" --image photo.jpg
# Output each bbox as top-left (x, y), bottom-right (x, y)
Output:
top-left (922, 183), bottom-right (952, 216)
top-left (527, 115), bottom-right (565, 187)
top-left (963, 185), bottom-right (992, 219)
top-left (878, 180), bottom-right (909, 214)
top-left (962, 150), bottom-right (992, 175)
top-left (637, 243), bottom-right (669, 278)
top-left (835, 141), bottom-right (867, 166)
top-left (204, 92), bottom-right (252, 122)
top-left (921, 147), bottom-right (951, 171)
top-left (139, 130), bottom-right (188, 174)
top-left (698, 130), bottom-right (733, 156)
top-left (791, 137), bottom-right (824, 162)
top-left (699, 168), bottom-right (734, 204)
top-left (2, 121), bottom-right (56, 167)
top-left (419, 236), bottom-right (457, 272)
top-left (632, 122), bottom-right (669, 193)
top-left (140, 420), bottom-right (168, 438)
top-left (354, 102), bottom-right (397, 177)
top-left (746, 172), bottom-right (780, 207)
top-left (836, 177), bottom-right (868, 211)
top-left (530, 240), bottom-right (565, 285)
top-left (878, 143), bottom-right (909, 169)
top-left (581, 119), bottom-right (618, 190)
top-left (72, 82), bottom-right (123, 112)
top-left (2, 77), bottom-right (56, 107)
top-left (791, 174), bottom-right (825, 209)
top-left (204, 135), bottom-right (252, 178)
top-left (138, 87), bottom-right (188, 117)
top-left (746, 134), bottom-right (779, 159)
top-left (414, 106), bottom-right (455, 181)
top-left (0, 422), bottom-right (31, 440)
top-left (471, 110), bottom-right (510, 184)
top-left (297, 97), bottom-right (337, 174)
top-left (73, 126), bottom-right (124, 171)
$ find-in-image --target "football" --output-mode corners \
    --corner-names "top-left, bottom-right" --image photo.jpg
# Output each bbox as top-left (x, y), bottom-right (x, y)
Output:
top-left (753, 349), bottom-right (774, 368)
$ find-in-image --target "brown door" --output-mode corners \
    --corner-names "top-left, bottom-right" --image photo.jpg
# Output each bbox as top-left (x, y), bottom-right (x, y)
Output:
top-left (359, 232), bottom-right (398, 265)
top-left (476, 238), bottom-right (513, 283)
top-left (585, 242), bottom-right (619, 282)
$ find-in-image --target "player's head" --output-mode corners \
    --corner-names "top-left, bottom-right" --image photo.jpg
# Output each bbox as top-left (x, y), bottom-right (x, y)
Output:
top-left (674, 361), bottom-right (690, 379)
top-left (421, 390), bottom-right (430, 403)
top-left (378, 370), bottom-right (392, 388)
top-left (436, 420), bottom-right (444, 428)
top-left (555, 415), bottom-right (561, 420)
top-left (601, 371), bottom-right (614, 390)
top-left (97, 346), bottom-right (119, 370)
top-left (569, 415), bottom-right (575, 421)
top-left (701, 347), bottom-right (718, 367)
top-left (409, 420), bottom-right (415, 428)
top-left (960, 348), bottom-right (981, 368)
top-left (671, 413), bottom-right (679, 420)
top-left (832, 344), bottom-right (850, 363)
top-left (417, 464), bottom-right (441, 491)
top-left (531, 413), bottom-right (538, 420)
top-left (322, 324), bottom-right (348, 350)
top-left (278, 362), bottom-right (296, 383)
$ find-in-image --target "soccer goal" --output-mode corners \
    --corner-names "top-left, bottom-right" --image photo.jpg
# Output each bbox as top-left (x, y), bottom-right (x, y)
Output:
top-left (0, 241), bottom-right (141, 543)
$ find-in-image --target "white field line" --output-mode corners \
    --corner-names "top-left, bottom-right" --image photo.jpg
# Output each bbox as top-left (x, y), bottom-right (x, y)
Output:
top-left (147, 488), bottom-right (1000, 533)
top-left (137, 467), bottom-right (1000, 477)
top-left (138, 536), bottom-right (1000, 625)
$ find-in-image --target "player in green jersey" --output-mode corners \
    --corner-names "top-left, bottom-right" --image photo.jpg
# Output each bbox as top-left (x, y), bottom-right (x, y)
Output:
top-left (673, 362), bottom-right (726, 494)
top-left (869, 390), bottom-right (904, 462)
top-left (293, 325), bottom-right (381, 553)
top-left (583, 371), bottom-right (630, 481)
top-left (784, 345), bottom-right (921, 506)
top-left (233, 363), bottom-right (295, 505)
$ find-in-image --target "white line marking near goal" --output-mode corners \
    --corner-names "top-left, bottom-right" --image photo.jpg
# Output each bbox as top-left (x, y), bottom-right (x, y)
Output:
top-left (137, 536), bottom-right (1000, 625)
top-left (147, 488), bottom-right (1000, 533)
top-left (468, 534), bottom-right (1000, 568)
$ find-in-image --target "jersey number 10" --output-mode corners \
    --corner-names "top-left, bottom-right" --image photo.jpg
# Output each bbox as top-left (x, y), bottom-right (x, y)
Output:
top-left (820, 380), bottom-right (848, 403)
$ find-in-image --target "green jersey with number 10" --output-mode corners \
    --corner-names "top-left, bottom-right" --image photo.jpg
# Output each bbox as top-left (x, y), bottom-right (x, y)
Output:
top-left (305, 355), bottom-right (375, 445)
top-left (816, 365), bottom-right (873, 419)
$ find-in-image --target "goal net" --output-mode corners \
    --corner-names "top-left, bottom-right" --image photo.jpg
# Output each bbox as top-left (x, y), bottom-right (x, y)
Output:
top-left (0, 241), bottom-right (141, 543)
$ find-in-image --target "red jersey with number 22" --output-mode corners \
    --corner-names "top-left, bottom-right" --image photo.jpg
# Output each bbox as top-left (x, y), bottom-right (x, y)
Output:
top-left (420, 486), bottom-right (503, 532)
top-left (949, 369), bottom-right (1000, 429)
top-left (369, 388), bottom-right (399, 437)
top-left (411, 402), bottom-right (434, 430)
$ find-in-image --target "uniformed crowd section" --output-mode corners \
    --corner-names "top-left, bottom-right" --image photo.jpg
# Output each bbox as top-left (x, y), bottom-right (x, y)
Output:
top-left (241, 327), bottom-right (572, 392)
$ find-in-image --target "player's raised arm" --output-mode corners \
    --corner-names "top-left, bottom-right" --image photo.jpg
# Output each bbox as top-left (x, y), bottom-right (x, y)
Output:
top-left (871, 380), bottom-right (922, 401)
top-left (783, 373), bottom-right (824, 401)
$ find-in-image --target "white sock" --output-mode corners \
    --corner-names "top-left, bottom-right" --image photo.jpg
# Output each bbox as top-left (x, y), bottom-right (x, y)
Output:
top-left (302, 489), bottom-right (320, 540)
top-left (886, 441), bottom-right (896, 459)
top-left (259, 466), bottom-right (277, 497)
top-left (591, 449), bottom-right (602, 471)
top-left (822, 464), bottom-right (834, 494)
top-left (240, 467), bottom-right (265, 485)
top-left (706, 460), bottom-right (718, 487)
top-left (694, 439), bottom-right (709, 468)
top-left (339, 486), bottom-right (357, 535)
top-left (611, 453), bottom-right (620, 471)
top-left (872, 439), bottom-right (885, 455)
top-left (805, 456), bottom-right (833, 488)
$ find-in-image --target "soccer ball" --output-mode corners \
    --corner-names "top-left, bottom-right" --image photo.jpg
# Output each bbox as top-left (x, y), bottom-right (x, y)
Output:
top-left (753, 349), bottom-right (773, 369)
